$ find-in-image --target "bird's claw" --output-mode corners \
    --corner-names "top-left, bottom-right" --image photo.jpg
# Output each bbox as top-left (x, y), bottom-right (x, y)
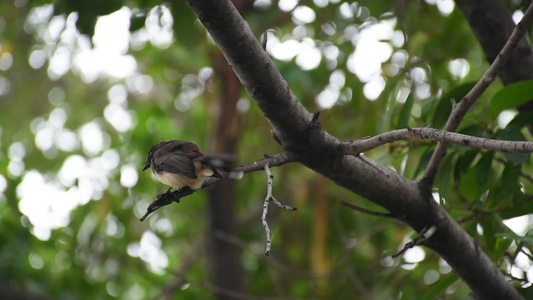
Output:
top-left (140, 190), bottom-right (181, 222)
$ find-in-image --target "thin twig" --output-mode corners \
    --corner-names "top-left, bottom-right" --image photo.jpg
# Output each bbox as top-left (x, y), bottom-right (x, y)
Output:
top-left (339, 126), bottom-right (533, 155)
top-left (519, 248), bottom-right (533, 262)
top-left (141, 152), bottom-right (296, 221)
top-left (262, 164), bottom-right (297, 256)
top-left (392, 226), bottom-right (437, 258)
top-left (340, 200), bottom-right (395, 218)
top-left (262, 169), bottom-right (272, 256)
top-left (423, 3), bottom-right (533, 186)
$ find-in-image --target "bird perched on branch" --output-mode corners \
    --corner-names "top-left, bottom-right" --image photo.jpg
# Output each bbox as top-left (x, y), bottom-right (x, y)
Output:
top-left (143, 140), bottom-right (243, 191)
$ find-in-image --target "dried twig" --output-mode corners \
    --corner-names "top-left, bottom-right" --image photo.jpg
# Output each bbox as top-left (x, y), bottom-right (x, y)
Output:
top-left (392, 226), bottom-right (437, 258)
top-left (262, 163), bottom-right (297, 256)
top-left (423, 3), bottom-right (533, 186)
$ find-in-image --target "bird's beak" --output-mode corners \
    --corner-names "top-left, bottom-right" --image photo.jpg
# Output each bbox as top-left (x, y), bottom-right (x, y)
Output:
top-left (142, 161), bottom-right (151, 171)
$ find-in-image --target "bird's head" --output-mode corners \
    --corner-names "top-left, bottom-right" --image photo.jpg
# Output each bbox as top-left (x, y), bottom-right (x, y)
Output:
top-left (143, 142), bottom-right (165, 171)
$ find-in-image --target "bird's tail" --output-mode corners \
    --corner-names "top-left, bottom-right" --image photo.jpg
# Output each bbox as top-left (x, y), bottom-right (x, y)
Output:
top-left (193, 154), bottom-right (244, 180)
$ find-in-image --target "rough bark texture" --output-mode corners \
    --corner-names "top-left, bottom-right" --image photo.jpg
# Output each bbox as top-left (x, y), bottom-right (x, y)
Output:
top-left (184, 0), bottom-right (527, 299)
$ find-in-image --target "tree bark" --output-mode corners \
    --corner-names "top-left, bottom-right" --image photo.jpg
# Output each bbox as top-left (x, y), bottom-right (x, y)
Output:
top-left (185, 0), bottom-right (525, 299)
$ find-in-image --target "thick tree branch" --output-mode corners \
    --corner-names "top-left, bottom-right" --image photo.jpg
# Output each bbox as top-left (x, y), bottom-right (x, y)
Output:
top-left (339, 126), bottom-right (533, 154)
top-left (423, 2), bottom-right (533, 186)
top-left (184, 0), bottom-right (524, 298)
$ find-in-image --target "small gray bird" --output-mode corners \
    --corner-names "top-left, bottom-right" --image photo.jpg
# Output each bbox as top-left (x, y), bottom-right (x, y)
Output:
top-left (143, 140), bottom-right (243, 191)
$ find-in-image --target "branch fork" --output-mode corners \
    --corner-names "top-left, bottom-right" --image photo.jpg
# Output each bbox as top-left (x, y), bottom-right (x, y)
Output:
top-left (262, 163), bottom-right (297, 256)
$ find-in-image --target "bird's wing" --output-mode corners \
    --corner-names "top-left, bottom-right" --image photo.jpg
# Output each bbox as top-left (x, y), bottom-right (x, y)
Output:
top-left (155, 153), bottom-right (198, 179)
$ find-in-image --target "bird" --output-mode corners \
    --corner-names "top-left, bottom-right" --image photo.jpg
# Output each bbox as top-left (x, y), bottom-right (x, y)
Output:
top-left (143, 140), bottom-right (243, 192)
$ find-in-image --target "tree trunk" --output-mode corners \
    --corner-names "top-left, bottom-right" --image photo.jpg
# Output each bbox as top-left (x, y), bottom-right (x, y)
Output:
top-left (205, 39), bottom-right (245, 300)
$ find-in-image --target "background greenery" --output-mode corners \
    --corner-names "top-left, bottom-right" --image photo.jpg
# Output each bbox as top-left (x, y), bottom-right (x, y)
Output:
top-left (1, 0), bottom-right (533, 299)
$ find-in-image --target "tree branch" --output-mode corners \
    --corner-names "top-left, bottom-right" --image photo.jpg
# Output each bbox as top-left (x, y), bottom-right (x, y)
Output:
top-left (339, 126), bottom-right (533, 154)
top-left (423, 2), bottom-right (533, 186)
top-left (183, 0), bottom-right (525, 298)
top-left (392, 226), bottom-right (437, 259)
top-left (262, 164), bottom-right (297, 256)
top-left (140, 152), bottom-right (295, 221)
top-left (455, 0), bottom-right (533, 86)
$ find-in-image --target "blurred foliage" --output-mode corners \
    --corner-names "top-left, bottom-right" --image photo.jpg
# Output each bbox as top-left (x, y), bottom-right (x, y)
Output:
top-left (0, 0), bottom-right (533, 299)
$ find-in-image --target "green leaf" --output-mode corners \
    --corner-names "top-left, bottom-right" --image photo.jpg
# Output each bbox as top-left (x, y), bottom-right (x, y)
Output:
top-left (432, 82), bottom-right (476, 129)
top-left (459, 167), bottom-right (487, 202)
top-left (475, 152), bottom-right (493, 186)
top-left (421, 94), bottom-right (438, 124)
top-left (495, 126), bottom-right (530, 163)
top-left (500, 201), bottom-right (533, 219)
top-left (520, 285), bottom-right (533, 299)
top-left (494, 232), bottom-right (533, 244)
top-left (424, 273), bottom-right (460, 300)
top-left (507, 111), bottom-right (533, 129)
top-left (486, 184), bottom-right (503, 209)
top-left (436, 153), bottom-right (456, 203)
top-left (454, 149), bottom-right (478, 181)
top-left (489, 80), bottom-right (533, 120)
top-left (414, 147), bottom-right (435, 178)
top-left (76, 13), bottom-right (97, 37)
top-left (483, 215), bottom-right (514, 260)
top-left (397, 93), bottom-right (414, 128)
top-left (380, 86), bottom-right (398, 133)
top-left (458, 124), bottom-right (487, 138)
top-left (501, 164), bottom-right (523, 202)
top-left (170, 1), bottom-right (199, 49)
top-left (130, 12), bottom-right (147, 32)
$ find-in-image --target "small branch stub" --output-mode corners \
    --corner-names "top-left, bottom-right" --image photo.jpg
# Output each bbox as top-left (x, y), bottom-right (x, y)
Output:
top-left (262, 163), bottom-right (297, 256)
